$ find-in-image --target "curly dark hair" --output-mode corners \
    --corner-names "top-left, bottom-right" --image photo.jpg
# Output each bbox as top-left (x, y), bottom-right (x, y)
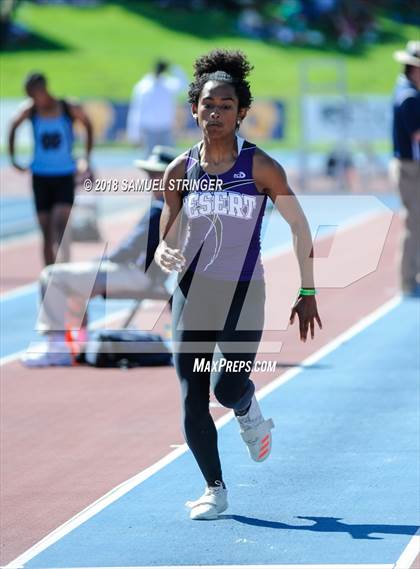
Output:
top-left (188, 49), bottom-right (253, 109)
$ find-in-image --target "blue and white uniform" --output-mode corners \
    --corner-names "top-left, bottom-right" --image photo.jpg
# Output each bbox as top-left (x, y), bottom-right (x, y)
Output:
top-left (30, 100), bottom-right (76, 212)
top-left (31, 100), bottom-right (76, 176)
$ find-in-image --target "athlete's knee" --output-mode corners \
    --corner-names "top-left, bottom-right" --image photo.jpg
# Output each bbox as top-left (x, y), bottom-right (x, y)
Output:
top-left (213, 377), bottom-right (254, 409)
top-left (55, 219), bottom-right (69, 238)
top-left (182, 389), bottom-right (206, 417)
top-left (182, 407), bottom-right (211, 445)
top-left (183, 408), bottom-right (209, 434)
top-left (53, 206), bottom-right (71, 232)
top-left (213, 380), bottom-right (241, 409)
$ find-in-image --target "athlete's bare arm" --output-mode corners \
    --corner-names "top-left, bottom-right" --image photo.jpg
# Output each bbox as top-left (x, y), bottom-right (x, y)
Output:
top-left (253, 148), bottom-right (315, 287)
top-left (253, 148), bottom-right (322, 341)
top-left (155, 154), bottom-right (188, 274)
top-left (8, 103), bottom-right (33, 172)
top-left (68, 103), bottom-right (94, 164)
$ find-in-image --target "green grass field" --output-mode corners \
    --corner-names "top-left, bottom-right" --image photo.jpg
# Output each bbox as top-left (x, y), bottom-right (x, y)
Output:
top-left (1, 1), bottom-right (417, 148)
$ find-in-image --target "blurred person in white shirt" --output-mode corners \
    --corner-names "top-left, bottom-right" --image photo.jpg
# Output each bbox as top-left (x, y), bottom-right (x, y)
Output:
top-left (126, 60), bottom-right (188, 155)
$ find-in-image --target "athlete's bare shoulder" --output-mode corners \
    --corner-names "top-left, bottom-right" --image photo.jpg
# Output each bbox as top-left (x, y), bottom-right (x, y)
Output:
top-left (164, 150), bottom-right (189, 180)
top-left (253, 146), bottom-right (286, 177)
top-left (253, 146), bottom-right (288, 195)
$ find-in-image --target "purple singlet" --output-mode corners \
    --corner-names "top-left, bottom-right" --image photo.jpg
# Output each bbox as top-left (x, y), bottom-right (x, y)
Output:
top-left (182, 136), bottom-right (267, 281)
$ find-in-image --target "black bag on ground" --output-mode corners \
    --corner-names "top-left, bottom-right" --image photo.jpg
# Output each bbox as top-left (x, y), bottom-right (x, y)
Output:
top-left (81, 330), bottom-right (172, 368)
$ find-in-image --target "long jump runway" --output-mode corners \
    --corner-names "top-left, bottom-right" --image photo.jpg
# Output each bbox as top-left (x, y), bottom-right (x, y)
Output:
top-left (4, 296), bottom-right (419, 569)
top-left (1, 195), bottom-right (419, 568)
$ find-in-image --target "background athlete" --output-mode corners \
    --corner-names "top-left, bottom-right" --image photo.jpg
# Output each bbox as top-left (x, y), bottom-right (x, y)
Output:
top-left (155, 49), bottom-right (322, 520)
top-left (8, 72), bottom-right (93, 265)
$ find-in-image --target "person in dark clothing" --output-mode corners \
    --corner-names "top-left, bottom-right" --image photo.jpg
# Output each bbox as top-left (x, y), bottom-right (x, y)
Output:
top-left (392, 41), bottom-right (420, 295)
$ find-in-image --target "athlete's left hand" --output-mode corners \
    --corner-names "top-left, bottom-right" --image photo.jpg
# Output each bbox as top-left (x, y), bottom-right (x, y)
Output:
top-left (155, 240), bottom-right (186, 274)
top-left (289, 296), bottom-right (322, 342)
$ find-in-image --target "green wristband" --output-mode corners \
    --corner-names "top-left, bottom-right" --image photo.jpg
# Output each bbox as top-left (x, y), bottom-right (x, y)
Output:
top-left (299, 287), bottom-right (317, 296)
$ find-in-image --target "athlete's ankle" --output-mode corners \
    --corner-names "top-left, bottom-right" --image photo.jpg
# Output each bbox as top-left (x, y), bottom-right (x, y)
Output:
top-left (234, 401), bottom-right (251, 417)
top-left (207, 479), bottom-right (226, 489)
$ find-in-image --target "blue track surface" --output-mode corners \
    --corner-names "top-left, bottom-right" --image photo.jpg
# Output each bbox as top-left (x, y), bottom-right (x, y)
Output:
top-left (0, 197), bottom-right (37, 238)
top-left (22, 298), bottom-right (419, 567)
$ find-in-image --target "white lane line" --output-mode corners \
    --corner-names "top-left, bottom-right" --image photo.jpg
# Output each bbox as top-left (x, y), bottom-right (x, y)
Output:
top-left (256, 295), bottom-right (402, 400)
top-left (394, 528), bottom-right (420, 569)
top-left (4, 295), bottom-right (403, 568)
top-left (0, 350), bottom-right (26, 367)
top-left (1, 564), bottom-right (395, 569)
top-left (0, 282), bottom-right (37, 302)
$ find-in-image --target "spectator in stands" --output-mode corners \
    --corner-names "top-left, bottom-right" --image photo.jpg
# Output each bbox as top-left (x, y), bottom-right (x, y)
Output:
top-left (391, 41), bottom-right (420, 296)
top-left (126, 60), bottom-right (188, 155)
top-left (233, 0), bottom-right (377, 48)
top-left (21, 146), bottom-right (176, 367)
top-left (333, 0), bottom-right (375, 49)
top-left (237, 7), bottom-right (266, 39)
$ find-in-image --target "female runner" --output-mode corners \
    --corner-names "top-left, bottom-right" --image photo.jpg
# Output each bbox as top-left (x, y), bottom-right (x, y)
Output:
top-left (155, 49), bottom-right (322, 520)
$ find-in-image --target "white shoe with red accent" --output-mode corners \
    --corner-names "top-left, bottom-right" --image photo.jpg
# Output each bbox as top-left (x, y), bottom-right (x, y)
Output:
top-left (185, 481), bottom-right (228, 520)
top-left (21, 335), bottom-right (73, 368)
top-left (236, 396), bottom-right (274, 462)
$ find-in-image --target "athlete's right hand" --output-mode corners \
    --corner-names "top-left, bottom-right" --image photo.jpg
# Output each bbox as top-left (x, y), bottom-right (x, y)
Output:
top-left (155, 241), bottom-right (186, 274)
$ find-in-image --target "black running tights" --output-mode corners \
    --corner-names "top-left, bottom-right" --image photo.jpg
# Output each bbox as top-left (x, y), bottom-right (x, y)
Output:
top-left (171, 270), bottom-right (265, 486)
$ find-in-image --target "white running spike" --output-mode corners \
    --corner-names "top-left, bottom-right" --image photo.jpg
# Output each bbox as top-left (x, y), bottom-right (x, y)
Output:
top-left (236, 396), bottom-right (275, 462)
top-left (186, 482), bottom-right (228, 520)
